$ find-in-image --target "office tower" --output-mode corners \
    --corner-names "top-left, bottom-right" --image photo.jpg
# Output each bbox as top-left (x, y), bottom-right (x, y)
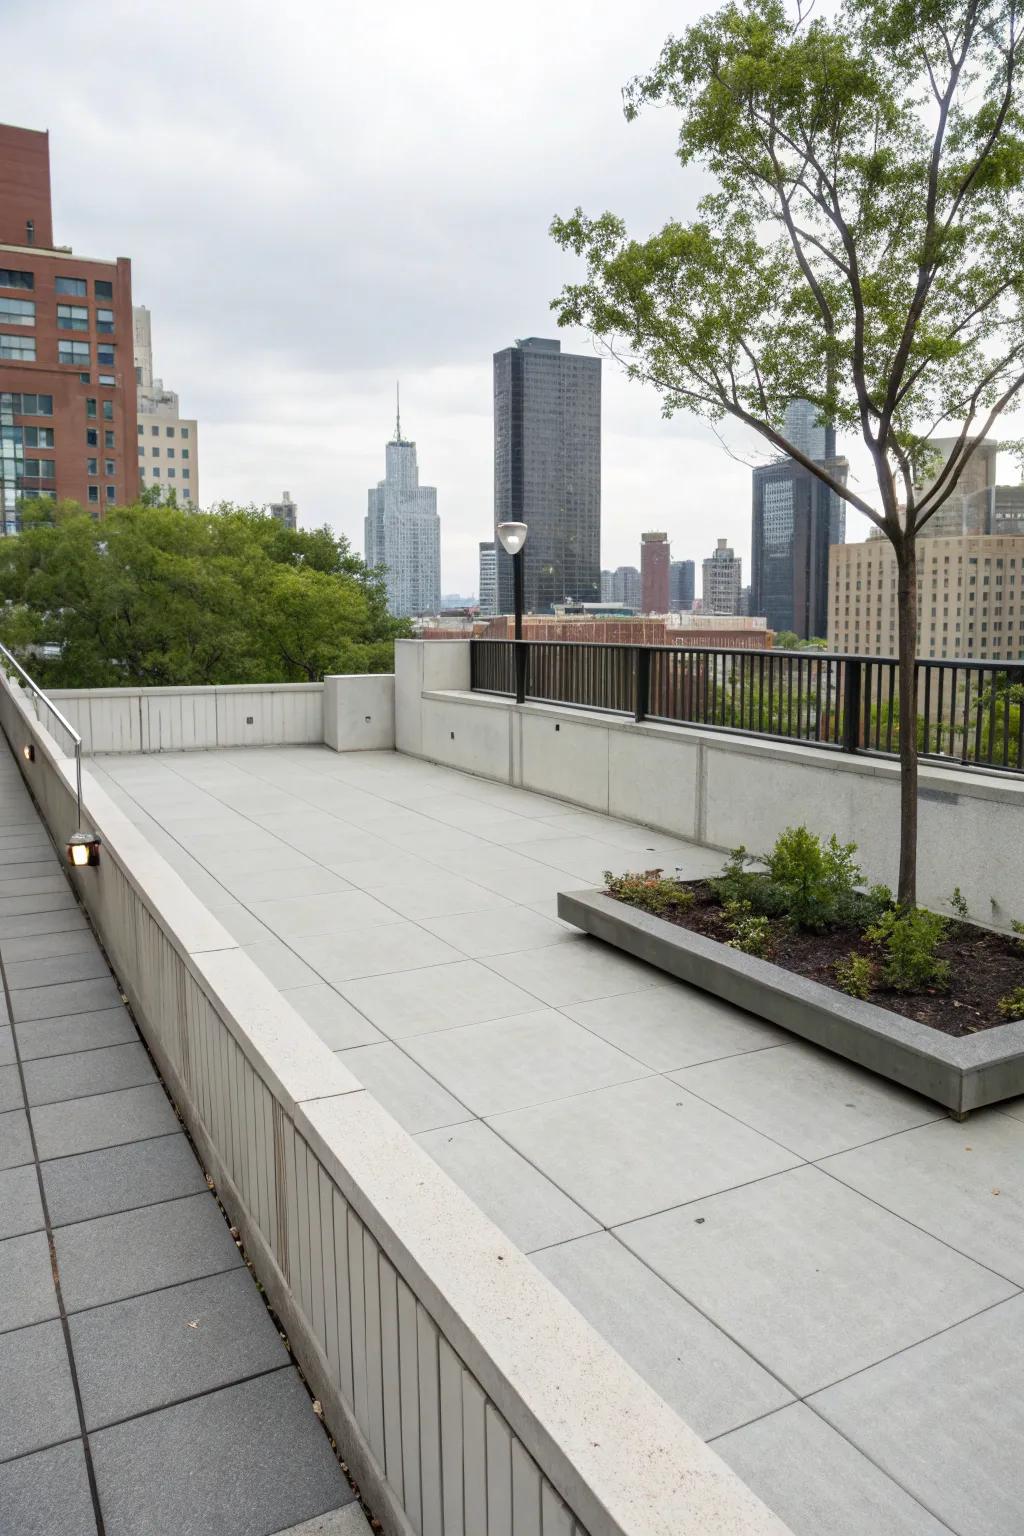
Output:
top-left (669, 558), bottom-right (695, 612)
top-left (268, 492), bottom-right (297, 529)
top-left (479, 541), bottom-right (497, 615)
top-left (829, 534), bottom-right (1024, 660)
top-left (641, 531), bottom-right (670, 613)
top-left (364, 394), bottom-right (440, 617)
top-left (0, 124), bottom-right (139, 532)
top-left (600, 569), bottom-right (615, 602)
top-left (751, 399), bottom-right (848, 638)
top-left (703, 538), bottom-right (742, 614)
top-left (493, 337), bottom-right (600, 613)
top-left (134, 306), bottom-right (199, 508)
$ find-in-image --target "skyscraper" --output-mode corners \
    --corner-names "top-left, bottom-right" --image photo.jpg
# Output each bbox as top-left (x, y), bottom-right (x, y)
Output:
top-left (703, 538), bottom-right (742, 614)
top-left (641, 531), bottom-right (670, 613)
top-left (478, 541), bottom-right (497, 615)
top-left (0, 124), bottom-right (139, 532)
top-left (493, 337), bottom-right (600, 613)
top-left (268, 492), bottom-right (297, 529)
top-left (751, 399), bottom-right (847, 639)
top-left (364, 392), bottom-right (440, 617)
top-left (670, 559), bottom-right (695, 611)
top-left (134, 305), bottom-right (199, 508)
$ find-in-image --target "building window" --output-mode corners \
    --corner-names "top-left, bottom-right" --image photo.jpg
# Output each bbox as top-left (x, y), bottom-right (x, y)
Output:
top-left (79, 372), bottom-right (91, 384)
top-left (105, 459), bottom-right (115, 475)
top-left (97, 343), bottom-right (115, 366)
top-left (0, 333), bottom-right (36, 361)
top-left (137, 446), bottom-right (144, 458)
top-left (88, 485), bottom-right (99, 503)
top-left (182, 468), bottom-right (190, 479)
top-left (86, 398), bottom-right (97, 419)
top-left (55, 277), bottom-right (87, 297)
top-left (0, 297), bottom-right (35, 326)
top-left (86, 429), bottom-right (98, 447)
top-left (151, 425), bottom-right (159, 436)
top-left (102, 400), bottom-right (113, 421)
top-left (23, 459), bottom-right (56, 478)
top-left (136, 423), bottom-right (143, 436)
top-left (0, 269), bottom-right (34, 290)
top-left (165, 426), bottom-right (174, 437)
top-left (98, 374), bottom-right (115, 385)
top-left (180, 427), bottom-right (189, 439)
top-left (181, 449), bottom-right (189, 460)
top-left (6, 393), bottom-right (52, 416)
top-left (168, 468), bottom-right (176, 478)
top-left (151, 446), bottom-right (160, 456)
top-left (24, 427), bottom-right (54, 448)
top-left (106, 485), bottom-right (115, 501)
top-left (87, 458), bottom-right (98, 474)
top-left (57, 304), bottom-right (89, 332)
top-left (96, 309), bottom-right (114, 335)
top-left (94, 280), bottom-right (113, 300)
top-left (104, 430), bottom-right (114, 448)
top-left (58, 339), bottom-right (89, 365)
top-left (167, 448), bottom-right (175, 458)
top-left (152, 467), bottom-right (160, 477)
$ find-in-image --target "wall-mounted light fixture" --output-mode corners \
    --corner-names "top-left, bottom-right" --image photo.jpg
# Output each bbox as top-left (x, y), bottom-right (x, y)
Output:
top-left (66, 830), bottom-right (101, 868)
top-left (22, 744), bottom-right (34, 762)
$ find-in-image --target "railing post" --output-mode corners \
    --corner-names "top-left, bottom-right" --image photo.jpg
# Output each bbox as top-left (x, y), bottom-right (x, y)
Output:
top-left (514, 641), bottom-right (527, 706)
top-left (842, 658), bottom-right (862, 753)
top-left (634, 647), bottom-right (650, 723)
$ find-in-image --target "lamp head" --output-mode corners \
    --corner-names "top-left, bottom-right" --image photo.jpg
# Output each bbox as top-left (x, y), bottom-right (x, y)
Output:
top-left (496, 521), bottom-right (528, 556)
top-left (66, 830), bottom-right (101, 868)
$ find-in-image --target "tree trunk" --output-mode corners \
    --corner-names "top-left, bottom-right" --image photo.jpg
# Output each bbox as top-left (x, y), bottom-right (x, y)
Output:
top-left (895, 535), bottom-right (918, 906)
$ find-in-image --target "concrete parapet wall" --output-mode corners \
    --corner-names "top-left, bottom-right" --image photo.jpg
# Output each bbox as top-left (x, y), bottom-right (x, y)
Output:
top-left (48, 682), bottom-right (325, 753)
top-left (0, 669), bottom-right (791, 1536)
top-left (323, 674), bottom-right (395, 752)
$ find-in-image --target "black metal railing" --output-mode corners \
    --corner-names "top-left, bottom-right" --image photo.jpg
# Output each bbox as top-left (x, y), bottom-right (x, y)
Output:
top-left (468, 640), bottom-right (1024, 774)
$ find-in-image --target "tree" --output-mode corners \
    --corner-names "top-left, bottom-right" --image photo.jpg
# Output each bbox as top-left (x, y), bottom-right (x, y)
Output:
top-left (0, 499), bottom-right (409, 687)
top-left (551, 0), bottom-right (1024, 906)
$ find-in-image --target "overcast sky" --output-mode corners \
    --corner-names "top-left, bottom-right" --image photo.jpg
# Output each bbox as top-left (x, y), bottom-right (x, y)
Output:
top-left (11, 0), bottom-right (1008, 595)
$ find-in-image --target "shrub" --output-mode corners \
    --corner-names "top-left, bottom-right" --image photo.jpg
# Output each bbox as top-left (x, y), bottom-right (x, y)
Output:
top-left (866, 907), bottom-right (951, 992)
top-left (1012, 919), bottom-right (1024, 952)
top-left (722, 898), bottom-right (772, 958)
top-left (604, 869), bottom-right (694, 919)
top-left (834, 952), bottom-right (875, 1000)
top-left (765, 826), bottom-right (867, 930)
top-left (710, 846), bottom-right (778, 911)
top-left (950, 887), bottom-right (970, 922)
top-left (997, 987), bottom-right (1024, 1020)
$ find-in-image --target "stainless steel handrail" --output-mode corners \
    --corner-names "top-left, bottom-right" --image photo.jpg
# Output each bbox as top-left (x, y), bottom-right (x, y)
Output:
top-left (0, 641), bottom-right (84, 830)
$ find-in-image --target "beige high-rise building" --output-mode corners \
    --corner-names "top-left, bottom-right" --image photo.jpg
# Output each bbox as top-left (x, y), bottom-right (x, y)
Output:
top-left (133, 305), bottom-right (199, 508)
top-left (828, 535), bottom-right (1024, 660)
top-left (702, 537), bottom-right (742, 615)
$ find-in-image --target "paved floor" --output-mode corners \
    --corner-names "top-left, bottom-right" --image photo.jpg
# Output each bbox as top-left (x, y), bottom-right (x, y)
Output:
top-left (0, 743), bottom-right (365, 1536)
top-left (91, 744), bottom-right (1024, 1536)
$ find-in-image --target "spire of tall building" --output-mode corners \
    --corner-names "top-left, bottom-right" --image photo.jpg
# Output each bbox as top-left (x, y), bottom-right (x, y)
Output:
top-left (365, 404), bottom-right (440, 617)
top-left (394, 381), bottom-right (402, 444)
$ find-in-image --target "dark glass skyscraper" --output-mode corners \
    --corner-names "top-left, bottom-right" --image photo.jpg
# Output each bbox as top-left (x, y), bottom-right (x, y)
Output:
top-left (493, 338), bottom-right (601, 613)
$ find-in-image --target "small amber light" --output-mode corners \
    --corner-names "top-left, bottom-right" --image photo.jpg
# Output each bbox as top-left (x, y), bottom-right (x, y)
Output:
top-left (22, 744), bottom-right (34, 762)
top-left (66, 831), bottom-right (101, 868)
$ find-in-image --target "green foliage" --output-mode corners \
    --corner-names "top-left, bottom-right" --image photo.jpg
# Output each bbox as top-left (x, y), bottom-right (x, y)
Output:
top-left (0, 500), bottom-right (410, 687)
top-left (950, 887), bottom-right (970, 922)
top-left (712, 829), bottom-right (891, 931)
top-left (997, 987), bottom-right (1024, 1020)
top-left (866, 907), bottom-right (951, 992)
top-left (604, 869), bottom-right (695, 918)
top-left (1012, 920), bottom-right (1024, 952)
top-left (834, 952), bottom-right (875, 1001)
top-left (722, 898), bottom-right (772, 957)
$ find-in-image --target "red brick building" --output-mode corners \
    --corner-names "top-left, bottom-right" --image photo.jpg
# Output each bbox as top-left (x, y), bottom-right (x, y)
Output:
top-left (640, 530), bottom-right (670, 613)
top-left (0, 123), bottom-right (139, 531)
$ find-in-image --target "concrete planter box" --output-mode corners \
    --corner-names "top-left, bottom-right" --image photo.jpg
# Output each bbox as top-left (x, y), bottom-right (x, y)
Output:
top-left (558, 889), bottom-right (1024, 1116)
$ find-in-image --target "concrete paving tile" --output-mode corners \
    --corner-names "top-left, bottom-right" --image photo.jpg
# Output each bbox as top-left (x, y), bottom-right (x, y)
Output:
top-left (43, 1133), bottom-right (206, 1226)
top-left (329, 852), bottom-right (443, 890)
top-left (242, 939), bottom-right (320, 990)
top-left (534, 1233), bottom-right (793, 1439)
top-left (55, 1190), bottom-right (242, 1312)
top-left (672, 1042), bottom-right (944, 1160)
top-left (31, 1083), bottom-right (179, 1159)
top-left (218, 865), bottom-right (353, 902)
top-left (419, 906), bottom-right (580, 958)
top-left (489, 1075), bottom-right (801, 1227)
top-left (461, 862), bottom-right (585, 903)
top-left (0, 1321), bottom-right (79, 1462)
top-left (822, 1111), bottom-right (1024, 1284)
top-left (293, 923), bottom-right (464, 984)
top-left (562, 984), bottom-right (785, 1071)
top-left (0, 1024), bottom-right (12, 1066)
top-left (0, 925), bottom-right (103, 964)
top-left (23, 1042), bottom-right (156, 1108)
top-left (406, 1009), bottom-right (651, 1116)
top-left (10, 976), bottom-right (123, 1024)
top-left (811, 1295), bottom-right (1024, 1536)
top-left (618, 1164), bottom-right (1017, 1397)
top-left (0, 904), bottom-right (87, 938)
top-left (280, 984), bottom-right (384, 1049)
top-left (484, 938), bottom-right (662, 1008)
top-left (0, 1062), bottom-right (24, 1111)
top-left (249, 890), bottom-right (405, 940)
top-left (0, 1439), bottom-right (97, 1536)
top-left (0, 888), bottom-right (77, 918)
top-left (0, 1163), bottom-right (44, 1239)
top-left (15, 1005), bottom-right (137, 1062)
top-left (5, 948), bottom-right (112, 990)
top-left (270, 1507), bottom-right (370, 1536)
top-left (0, 1230), bottom-right (59, 1332)
top-left (207, 903), bottom-right (277, 946)
top-left (339, 1042), bottom-right (472, 1133)
top-left (999, 1095), bottom-right (1024, 1124)
top-left (714, 1403), bottom-right (952, 1536)
top-left (368, 874), bottom-right (513, 921)
top-left (0, 1107), bottom-right (33, 1170)
top-left (90, 1367), bottom-right (352, 1536)
top-left (338, 958), bottom-right (541, 1039)
top-left (72, 1268), bottom-right (287, 1428)
top-left (416, 1119), bottom-right (600, 1253)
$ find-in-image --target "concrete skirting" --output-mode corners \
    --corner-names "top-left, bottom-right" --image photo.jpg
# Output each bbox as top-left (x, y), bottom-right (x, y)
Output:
top-left (558, 890), bottom-right (1024, 1116)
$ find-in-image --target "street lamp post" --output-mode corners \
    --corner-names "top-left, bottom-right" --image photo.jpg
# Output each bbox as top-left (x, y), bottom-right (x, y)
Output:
top-left (496, 521), bottom-right (528, 701)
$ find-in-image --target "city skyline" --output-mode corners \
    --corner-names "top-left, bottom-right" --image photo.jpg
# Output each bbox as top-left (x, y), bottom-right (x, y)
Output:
top-left (364, 395), bottom-right (441, 616)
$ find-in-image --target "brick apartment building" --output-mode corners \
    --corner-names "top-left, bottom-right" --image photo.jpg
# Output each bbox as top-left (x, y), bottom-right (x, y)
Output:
top-left (0, 123), bottom-right (139, 532)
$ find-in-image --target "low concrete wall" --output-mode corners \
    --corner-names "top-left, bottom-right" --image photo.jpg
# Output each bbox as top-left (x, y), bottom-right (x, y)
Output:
top-left (0, 671), bottom-right (790, 1536)
top-left (48, 682), bottom-right (325, 753)
top-left (323, 674), bottom-right (395, 752)
top-left (395, 641), bottom-right (1024, 929)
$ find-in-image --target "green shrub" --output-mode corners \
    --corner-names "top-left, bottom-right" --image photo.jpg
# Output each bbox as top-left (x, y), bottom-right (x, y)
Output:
top-left (834, 952), bottom-right (875, 1000)
top-left (950, 887), bottom-right (970, 922)
top-left (604, 869), bottom-right (694, 918)
top-left (722, 898), bottom-right (772, 958)
top-left (997, 987), bottom-right (1024, 1020)
top-left (765, 826), bottom-right (865, 930)
top-left (1012, 919), bottom-right (1024, 952)
top-left (866, 907), bottom-right (951, 992)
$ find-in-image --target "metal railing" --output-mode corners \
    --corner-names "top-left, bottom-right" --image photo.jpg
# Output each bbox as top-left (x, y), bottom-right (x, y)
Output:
top-left (0, 641), bottom-right (86, 824)
top-left (469, 639), bottom-right (1024, 775)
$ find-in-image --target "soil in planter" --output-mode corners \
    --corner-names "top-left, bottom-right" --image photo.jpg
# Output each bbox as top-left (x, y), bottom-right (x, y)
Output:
top-left (612, 883), bottom-right (1024, 1037)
